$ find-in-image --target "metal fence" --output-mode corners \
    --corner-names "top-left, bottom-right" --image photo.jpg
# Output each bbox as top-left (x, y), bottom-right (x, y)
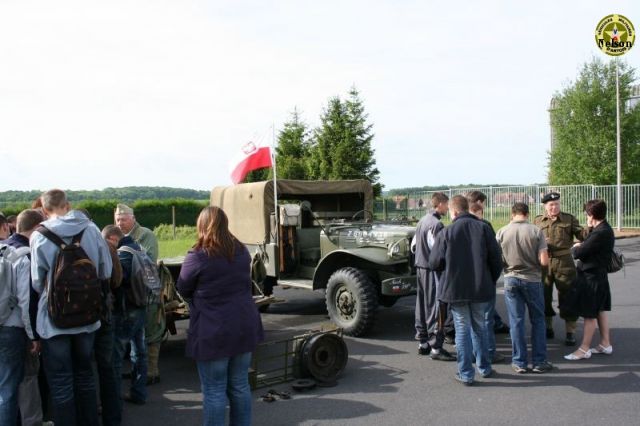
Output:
top-left (376, 184), bottom-right (640, 229)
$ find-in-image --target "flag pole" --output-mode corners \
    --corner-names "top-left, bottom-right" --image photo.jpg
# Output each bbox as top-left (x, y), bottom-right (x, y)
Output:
top-left (272, 123), bottom-right (279, 246)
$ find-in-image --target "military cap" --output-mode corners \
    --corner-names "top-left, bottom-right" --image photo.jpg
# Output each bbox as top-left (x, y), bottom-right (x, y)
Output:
top-left (115, 203), bottom-right (134, 215)
top-left (541, 192), bottom-right (560, 204)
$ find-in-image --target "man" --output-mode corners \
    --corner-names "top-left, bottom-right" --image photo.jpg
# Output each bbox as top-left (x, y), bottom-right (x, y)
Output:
top-left (103, 224), bottom-right (148, 407)
top-left (115, 203), bottom-right (164, 385)
top-left (1, 212), bottom-right (38, 426)
top-left (467, 191), bottom-right (510, 335)
top-left (534, 192), bottom-right (584, 346)
top-left (3, 209), bottom-right (49, 426)
top-left (467, 195), bottom-right (506, 364)
top-left (0, 213), bottom-right (10, 240)
top-left (85, 211), bottom-right (122, 426)
top-left (412, 192), bottom-right (455, 361)
top-left (30, 189), bottom-right (112, 425)
top-left (6, 215), bottom-right (17, 236)
top-left (497, 203), bottom-right (553, 374)
top-left (429, 195), bottom-right (502, 386)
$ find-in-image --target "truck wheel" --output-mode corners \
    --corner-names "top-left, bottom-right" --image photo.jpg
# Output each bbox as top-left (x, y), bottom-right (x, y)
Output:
top-left (325, 268), bottom-right (378, 337)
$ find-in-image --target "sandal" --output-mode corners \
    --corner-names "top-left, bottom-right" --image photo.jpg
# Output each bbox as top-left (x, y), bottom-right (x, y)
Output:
top-left (564, 347), bottom-right (592, 361)
top-left (590, 344), bottom-right (613, 355)
top-left (260, 394), bottom-right (276, 403)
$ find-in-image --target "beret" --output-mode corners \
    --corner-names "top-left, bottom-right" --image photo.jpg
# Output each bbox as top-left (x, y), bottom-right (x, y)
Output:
top-left (541, 192), bottom-right (560, 204)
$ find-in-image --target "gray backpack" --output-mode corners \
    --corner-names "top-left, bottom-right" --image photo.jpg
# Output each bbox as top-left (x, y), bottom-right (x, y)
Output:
top-left (0, 244), bottom-right (30, 324)
top-left (117, 246), bottom-right (162, 307)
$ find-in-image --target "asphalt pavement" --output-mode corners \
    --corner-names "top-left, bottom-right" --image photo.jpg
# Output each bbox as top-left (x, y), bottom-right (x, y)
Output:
top-left (122, 237), bottom-right (640, 426)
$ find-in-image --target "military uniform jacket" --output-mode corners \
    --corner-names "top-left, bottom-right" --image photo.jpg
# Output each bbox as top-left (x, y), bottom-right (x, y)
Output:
top-left (534, 212), bottom-right (583, 258)
top-left (128, 222), bottom-right (159, 263)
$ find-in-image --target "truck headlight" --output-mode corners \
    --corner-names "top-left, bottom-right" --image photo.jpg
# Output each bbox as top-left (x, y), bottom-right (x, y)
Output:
top-left (387, 238), bottom-right (408, 258)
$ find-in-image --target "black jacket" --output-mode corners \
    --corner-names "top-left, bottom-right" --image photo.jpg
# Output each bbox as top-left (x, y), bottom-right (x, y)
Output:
top-left (571, 221), bottom-right (614, 273)
top-left (428, 213), bottom-right (502, 304)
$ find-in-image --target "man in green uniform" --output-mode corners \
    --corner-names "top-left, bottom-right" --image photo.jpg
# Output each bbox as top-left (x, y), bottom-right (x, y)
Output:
top-left (534, 192), bottom-right (584, 346)
top-left (115, 204), bottom-right (165, 385)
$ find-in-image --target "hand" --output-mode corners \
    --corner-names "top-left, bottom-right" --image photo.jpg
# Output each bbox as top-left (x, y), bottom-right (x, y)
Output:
top-left (573, 242), bottom-right (582, 248)
top-left (30, 340), bottom-right (41, 355)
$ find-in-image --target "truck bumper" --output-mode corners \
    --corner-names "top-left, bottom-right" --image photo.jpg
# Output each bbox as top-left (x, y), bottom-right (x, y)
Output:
top-left (381, 275), bottom-right (417, 296)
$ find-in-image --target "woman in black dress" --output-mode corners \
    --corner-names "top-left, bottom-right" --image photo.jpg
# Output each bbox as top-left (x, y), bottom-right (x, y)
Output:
top-left (564, 199), bottom-right (615, 360)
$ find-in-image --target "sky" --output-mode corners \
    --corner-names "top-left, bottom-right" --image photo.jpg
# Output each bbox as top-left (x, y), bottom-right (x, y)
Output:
top-left (1, 0), bottom-right (639, 191)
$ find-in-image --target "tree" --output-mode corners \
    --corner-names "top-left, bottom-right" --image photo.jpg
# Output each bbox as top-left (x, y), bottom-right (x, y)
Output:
top-left (308, 88), bottom-right (381, 194)
top-left (243, 168), bottom-right (271, 183)
top-left (276, 108), bottom-right (310, 180)
top-left (549, 58), bottom-right (640, 184)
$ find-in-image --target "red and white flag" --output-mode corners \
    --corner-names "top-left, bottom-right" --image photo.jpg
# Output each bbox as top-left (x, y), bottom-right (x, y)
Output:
top-left (229, 141), bottom-right (273, 184)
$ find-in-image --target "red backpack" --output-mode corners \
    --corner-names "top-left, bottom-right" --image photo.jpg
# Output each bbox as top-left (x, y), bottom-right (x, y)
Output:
top-left (37, 226), bottom-right (102, 328)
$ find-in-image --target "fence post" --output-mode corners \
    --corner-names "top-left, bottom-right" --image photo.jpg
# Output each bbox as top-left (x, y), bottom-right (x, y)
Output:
top-left (489, 186), bottom-right (493, 222)
top-left (405, 194), bottom-right (409, 219)
top-left (172, 206), bottom-right (176, 240)
top-left (383, 197), bottom-right (387, 221)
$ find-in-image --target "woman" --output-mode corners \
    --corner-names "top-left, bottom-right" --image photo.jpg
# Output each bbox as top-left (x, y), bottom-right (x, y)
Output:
top-left (177, 206), bottom-right (264, 426)
top-left (564, 199), bottom-right (615, 360)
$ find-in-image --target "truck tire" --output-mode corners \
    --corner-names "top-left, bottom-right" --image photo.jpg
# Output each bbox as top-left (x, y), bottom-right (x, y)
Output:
top-left (325, 267), bottom-right (378, 337)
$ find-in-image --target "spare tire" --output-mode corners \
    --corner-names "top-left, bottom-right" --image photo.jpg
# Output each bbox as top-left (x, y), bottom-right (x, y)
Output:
top-left (299, 333), bottom-right (348, 383)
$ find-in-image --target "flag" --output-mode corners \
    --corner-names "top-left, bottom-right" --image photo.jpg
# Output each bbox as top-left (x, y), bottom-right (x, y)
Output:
top-left (229, 141), bottom-right (273, 184)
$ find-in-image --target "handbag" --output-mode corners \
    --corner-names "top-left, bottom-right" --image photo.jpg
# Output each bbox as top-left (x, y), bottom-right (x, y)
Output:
top-left (607, 249), bottom-right (625, 274)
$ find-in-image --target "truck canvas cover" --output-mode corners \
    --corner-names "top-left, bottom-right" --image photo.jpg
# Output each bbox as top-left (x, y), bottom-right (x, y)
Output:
top-left (210, 180), bottom-right (374, 245)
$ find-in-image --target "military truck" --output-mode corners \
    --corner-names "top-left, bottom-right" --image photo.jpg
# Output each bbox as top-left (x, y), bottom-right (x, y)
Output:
top-left (210, 179), bottom-right (417, 337)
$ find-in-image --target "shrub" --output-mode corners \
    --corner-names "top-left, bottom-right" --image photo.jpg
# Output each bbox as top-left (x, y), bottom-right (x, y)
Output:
top-left (154, 224), bottom-right (197, 241)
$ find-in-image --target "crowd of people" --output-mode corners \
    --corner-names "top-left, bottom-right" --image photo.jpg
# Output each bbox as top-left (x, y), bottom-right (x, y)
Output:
top-left (413, 190), bottom-right (616, 385)
top-left (0, 187), bottom-right (617, 424)
top-left (0, 190), bottom-right (264, 426)
top-left (0, 189), bottom-right (171, 426)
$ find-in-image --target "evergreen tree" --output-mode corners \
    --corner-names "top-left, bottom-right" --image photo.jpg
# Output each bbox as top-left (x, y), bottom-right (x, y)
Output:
top-left (549, 58), bottom-right (640, 184)
top-left (308, 96), bottom-right (345, 180)
top-left (276, 108), bottom-right (309, 180)
top-left (243, 168), bottom-right (271, 183)
top-left (309, 88), bottom-right (381, 194)
top-left (344, 87), bottom-right (381, 192)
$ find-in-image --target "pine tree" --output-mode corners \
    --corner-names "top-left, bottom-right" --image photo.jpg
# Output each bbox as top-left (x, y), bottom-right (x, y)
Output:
top-left (309, 88), bottom-right (381, 194)
top-left (308, 96), bottom-right (345, 180)
top-left (276, 108), bottom-right (309, 180)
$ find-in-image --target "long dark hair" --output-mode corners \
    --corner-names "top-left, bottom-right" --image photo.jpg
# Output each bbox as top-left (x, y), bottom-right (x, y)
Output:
top-left (195, 206), bottom-right (237, 260)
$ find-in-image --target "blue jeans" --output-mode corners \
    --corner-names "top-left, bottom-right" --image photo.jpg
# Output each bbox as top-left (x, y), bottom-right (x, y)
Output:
top-left (94, 318), bottom-right (120, 426)
top-left (451, 302), bottom-right (491, 382)
top-left (504, 277), bottom-right (547, 368)
top-left (197, 352), bottom-right (252, 426)
top-left (41, 332), bottom-right (99, 426)
top-left (486, 293), bottom-right (497, 356)
top-left (0, 326), bottom-right (27, 426)
top-left (113, 307), bottom-right (147, 406)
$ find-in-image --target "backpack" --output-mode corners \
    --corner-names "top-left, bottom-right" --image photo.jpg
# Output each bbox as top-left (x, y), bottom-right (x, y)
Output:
top-left (0, 244), bottom-right (30, 325)
top-left (118, 245), bottom-right (161, 307)
top-left (37, 226), bottom-right (103, 329)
